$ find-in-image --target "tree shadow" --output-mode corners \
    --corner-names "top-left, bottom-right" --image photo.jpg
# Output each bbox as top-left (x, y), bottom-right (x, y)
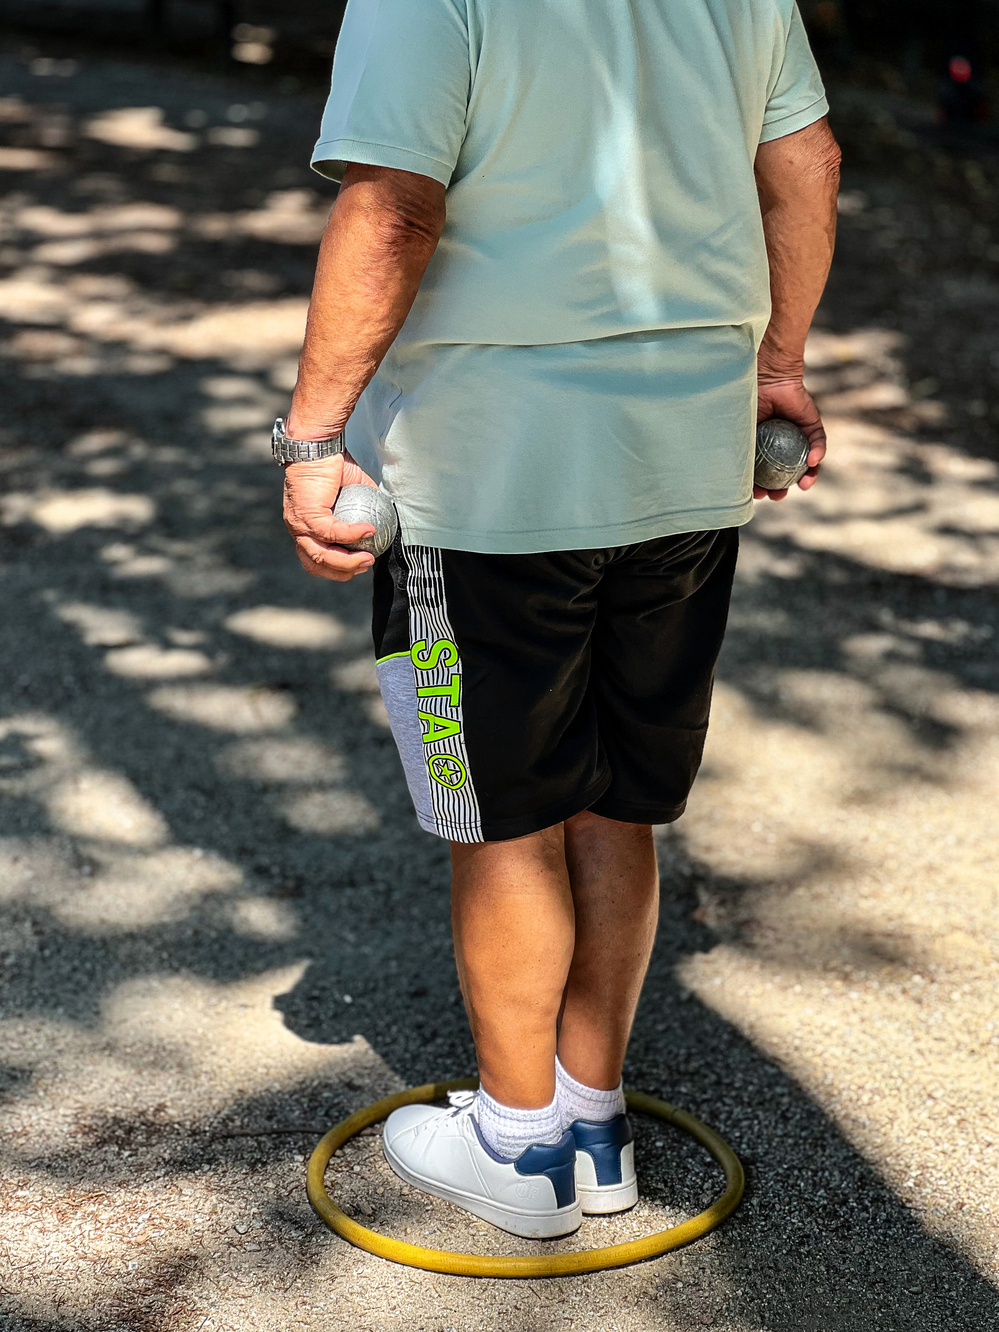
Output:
top-left (1, 35), bottom-right (998, 1332)
top-left (817, 82), bottom-right (999, 471)
top-left (269, 839), bottom-right (999, 1329)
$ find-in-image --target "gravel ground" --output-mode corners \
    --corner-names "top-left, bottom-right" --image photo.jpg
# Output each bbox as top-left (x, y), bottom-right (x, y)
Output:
top-left (1, 32), bottom-right (998, 1332)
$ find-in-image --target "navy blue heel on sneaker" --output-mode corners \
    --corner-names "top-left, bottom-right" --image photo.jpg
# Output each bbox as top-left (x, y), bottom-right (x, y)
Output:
top-left (569, 1114), bottom-right (638, 1214)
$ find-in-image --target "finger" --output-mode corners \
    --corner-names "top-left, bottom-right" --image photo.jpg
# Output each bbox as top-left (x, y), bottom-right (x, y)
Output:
top-left (286, 510), bottom-right (376, 546)
top-left (296, 545), bottom-right (355, 582)
top-left (752, 484), bottom-right (789, 501)
top-left (798, 451), bottom-right (825, 487)
top-left (312, 517), bottom-right (377, 546)
top-left (297, 533), bottom-right (375, 571)
top-left (287, 505), bottom-right (378, 546)
top-left (329, 519), bottom-right (376, 547)
top-left (296, 552), bottom-right (367, 583)
top-left (295, 534), bottom-right (375, 577)
top-left (806, 438), bottom-right (827, 462)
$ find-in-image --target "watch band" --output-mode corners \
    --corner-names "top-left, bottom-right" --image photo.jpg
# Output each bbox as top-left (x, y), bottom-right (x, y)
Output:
top-left (272, 418), bottom-right (346, 465)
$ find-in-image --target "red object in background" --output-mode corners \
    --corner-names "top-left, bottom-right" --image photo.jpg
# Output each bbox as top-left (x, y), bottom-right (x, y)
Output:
top-left (949, 55), bottom-right (974, 84)
top-left (939, 52), bottom-right (990, 125)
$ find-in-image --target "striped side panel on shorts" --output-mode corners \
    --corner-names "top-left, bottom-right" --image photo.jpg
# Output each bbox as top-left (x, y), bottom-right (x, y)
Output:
top-left (402, 545), bottom-right (483, 843)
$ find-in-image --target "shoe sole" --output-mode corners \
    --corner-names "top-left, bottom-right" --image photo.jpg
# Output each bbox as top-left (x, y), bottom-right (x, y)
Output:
top-left (383, 1137), bottom-right (583, 1240)
top-left (576, 1177), bottom-right (639, 1215)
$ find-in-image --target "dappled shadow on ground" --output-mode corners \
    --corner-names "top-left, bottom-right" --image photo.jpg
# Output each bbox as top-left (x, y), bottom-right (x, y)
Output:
top-left (1, 34), bottom-right (998, 1332)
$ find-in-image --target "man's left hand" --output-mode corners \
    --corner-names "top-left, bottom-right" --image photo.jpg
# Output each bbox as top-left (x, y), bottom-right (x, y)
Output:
top-left (755, 375), bottom-right (827, 502)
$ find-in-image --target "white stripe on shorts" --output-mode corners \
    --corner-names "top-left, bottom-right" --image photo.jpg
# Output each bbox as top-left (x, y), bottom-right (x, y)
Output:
top-left (403, 545), bottom-right (483, 842)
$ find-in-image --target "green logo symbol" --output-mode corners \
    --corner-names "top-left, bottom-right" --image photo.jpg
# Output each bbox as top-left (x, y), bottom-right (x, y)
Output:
top-left (428, 753), bottom-right (467, 790)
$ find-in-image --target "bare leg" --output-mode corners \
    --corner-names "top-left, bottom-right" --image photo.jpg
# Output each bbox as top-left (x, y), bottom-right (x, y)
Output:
top-left (451, 824), bottom-right (575, 1109)
top-left (558, 810), bottom-right (659, 1090)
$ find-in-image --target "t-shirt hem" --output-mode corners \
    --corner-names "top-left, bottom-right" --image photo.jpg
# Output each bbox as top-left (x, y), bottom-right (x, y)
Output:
top-left (759, 95), bottom-right (830, 144)
top-left (311, 138), bottom-right (454, 186)
top-left (395, 500), bottom-right (755, 555)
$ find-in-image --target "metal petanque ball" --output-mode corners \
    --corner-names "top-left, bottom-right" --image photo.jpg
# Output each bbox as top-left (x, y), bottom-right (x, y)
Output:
top-left (332, 484), bottom-right (398, 557)
top-left (755, 418), bottom-right (810, 491)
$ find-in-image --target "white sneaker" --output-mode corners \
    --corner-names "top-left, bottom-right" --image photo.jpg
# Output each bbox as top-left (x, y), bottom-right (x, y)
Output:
top-left (570, 1114), bottom-right (638, 1214)
top-left (382, 1091), bottom-right (582, 1239)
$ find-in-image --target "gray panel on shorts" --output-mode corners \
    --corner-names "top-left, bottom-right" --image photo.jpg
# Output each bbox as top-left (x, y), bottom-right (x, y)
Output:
top-left (376, 654), bottom-right (434, 831)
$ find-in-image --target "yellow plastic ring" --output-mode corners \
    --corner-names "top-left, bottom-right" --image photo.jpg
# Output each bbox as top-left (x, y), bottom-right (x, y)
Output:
top-left (307, 1078), bottom-right (745, 1277)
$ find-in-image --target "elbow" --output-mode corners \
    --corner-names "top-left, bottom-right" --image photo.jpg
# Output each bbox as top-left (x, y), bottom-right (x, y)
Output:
top-left (812, 122), bottom-right (843, 188)
top-left (339, 162), bottom-right (446, 258)
top-left (820, 138), bottom-right (843, 188)
top-left (755, 117), bottom-right (842, 209)
top-left (382, 193), bottom-right (447, 253)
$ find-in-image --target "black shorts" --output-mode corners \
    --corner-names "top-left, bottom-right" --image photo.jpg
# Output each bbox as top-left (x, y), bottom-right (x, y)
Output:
top-left (371, 528), bottom-right (739, 844)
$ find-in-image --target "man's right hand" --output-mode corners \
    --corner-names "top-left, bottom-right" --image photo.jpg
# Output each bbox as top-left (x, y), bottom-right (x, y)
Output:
top-left (755, 375), bottom-right (827, 501)
top-left (282, 452), bottom-right (381, 582)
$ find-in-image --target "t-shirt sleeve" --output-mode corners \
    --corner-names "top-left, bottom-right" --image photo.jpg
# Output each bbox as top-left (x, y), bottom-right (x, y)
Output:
top-left (760, 3), bottom-right (829, 144)
top-left (311, 0), bottom-right (470, 187)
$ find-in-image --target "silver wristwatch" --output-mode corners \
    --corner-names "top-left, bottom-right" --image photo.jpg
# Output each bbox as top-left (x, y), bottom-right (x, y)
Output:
top-left (271, 417), bottom-right (346, 465)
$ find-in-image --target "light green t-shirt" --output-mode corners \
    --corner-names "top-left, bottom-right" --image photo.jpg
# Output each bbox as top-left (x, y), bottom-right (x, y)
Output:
top-left (312, 0), bottom-right (828, 553)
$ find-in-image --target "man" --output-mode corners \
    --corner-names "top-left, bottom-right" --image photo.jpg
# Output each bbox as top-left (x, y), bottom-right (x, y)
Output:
top-left (277, 0), bottom-right (839, 1239)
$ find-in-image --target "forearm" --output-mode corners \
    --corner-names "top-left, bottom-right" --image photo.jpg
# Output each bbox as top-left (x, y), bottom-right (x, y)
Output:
top-left (755, 118), bottom-right (841, 381)
top-left (286, 164), bottom-right (445, 441)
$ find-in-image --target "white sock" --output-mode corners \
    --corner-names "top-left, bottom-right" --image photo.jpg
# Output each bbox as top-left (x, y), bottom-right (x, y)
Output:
top-left (555, 1056), bottom-right (626, 1129)
top-left (473, 1088), bottom-right (563, 1160)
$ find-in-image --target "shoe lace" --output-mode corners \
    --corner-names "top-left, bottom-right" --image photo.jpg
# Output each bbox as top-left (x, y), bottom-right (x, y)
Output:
top-left (446, 1090), bottom-right (477, 1116)
top-left (411, 1090), bottom-right (476, 1137)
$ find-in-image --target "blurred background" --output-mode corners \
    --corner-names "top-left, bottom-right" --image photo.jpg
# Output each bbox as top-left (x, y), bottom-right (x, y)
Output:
top-left (1, 4), bottom-right (998, 1332)
top-left (2, 0), bottom-right (998, 117)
